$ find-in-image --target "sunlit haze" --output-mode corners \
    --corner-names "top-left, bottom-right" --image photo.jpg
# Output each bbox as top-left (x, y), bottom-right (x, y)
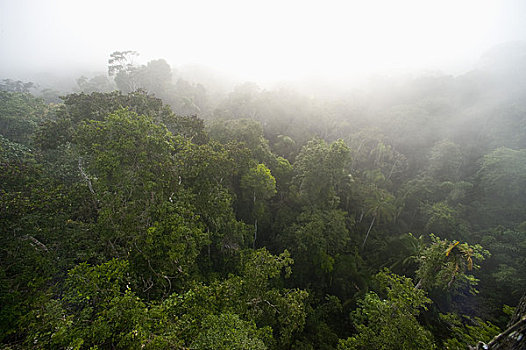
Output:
top-left (1, 0), bottom-right (526, 83)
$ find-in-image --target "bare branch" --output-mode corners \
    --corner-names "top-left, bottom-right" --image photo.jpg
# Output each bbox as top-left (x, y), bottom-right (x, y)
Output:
top-left (22, 235), bottom-right (48, 252)
top-left (78, 157), bottom-right (95, 195)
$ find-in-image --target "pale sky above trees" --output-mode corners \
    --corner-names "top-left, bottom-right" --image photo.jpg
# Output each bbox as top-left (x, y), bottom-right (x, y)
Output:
top-left (1, 0), bottom-right (526, 83)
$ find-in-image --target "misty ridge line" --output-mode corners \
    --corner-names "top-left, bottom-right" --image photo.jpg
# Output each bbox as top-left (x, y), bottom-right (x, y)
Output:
top-left (4, 42), bottom-right (526, 96)
top-left (3, 42), bottom-right (526, 130)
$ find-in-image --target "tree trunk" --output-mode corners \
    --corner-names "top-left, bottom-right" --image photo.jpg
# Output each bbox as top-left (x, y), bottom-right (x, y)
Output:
top-left (471, 293), bottom-right (526, 349)
top-left (387, 159), bottom-right (398, 181)
top-left (414, 278), bottom-right (423, 290)
top-left (253, 190), bottom-right (257, 249)
top-left (362, 216), bottom-right (376, 249)
top-left (253, 218), bottom-right (258, 249)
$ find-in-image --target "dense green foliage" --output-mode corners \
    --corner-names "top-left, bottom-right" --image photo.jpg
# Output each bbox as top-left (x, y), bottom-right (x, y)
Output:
top-left (1, 47), bottom-right (526, 348)
top-left (338, 270), bottom-right (435, 350)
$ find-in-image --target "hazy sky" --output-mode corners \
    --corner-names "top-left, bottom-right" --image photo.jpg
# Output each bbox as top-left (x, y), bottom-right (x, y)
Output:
top-left (1, 0), bottom-right (526, 83)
